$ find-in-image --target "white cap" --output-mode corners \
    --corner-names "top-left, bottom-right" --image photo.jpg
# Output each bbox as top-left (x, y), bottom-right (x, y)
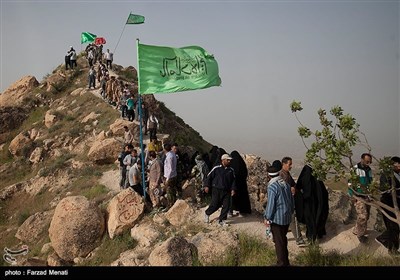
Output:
top-left (221, 154), bottom-right (232, 161)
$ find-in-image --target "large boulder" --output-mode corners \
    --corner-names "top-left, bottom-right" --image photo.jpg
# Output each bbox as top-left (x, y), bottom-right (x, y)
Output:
top-left (0, 76), bottom-right (39, 107)
top-left (0, 107), bottom-right (27, 135)
top-left (0, 182), bottom-right (25, 200)
top-left (15, 210), bottom-right (54, 243)
top-left (44, 110), bottom-right (58, 128)
top-left (8, 132), bottom-right (33, 157)
top-left (109, 118), bottom-right (140, 142)
top-left (130, 222), bottom-right (161, 247)
top-left (48, 196), bottom-right (105, 261)
top-left (148, 236), bottom-right (195, 266)
top-left (29, 147), bottom-right (43, 164)
top-left (26, 170), bottom-right (70, 196)
top-left (87, 137), bottom-right (121, 164)
top-left (81, 112), bottom-right (101, 123)
top-left (106, 188), bottom-right (145, 239)
top-left (111, 247), bottom-right (150, 267)
top-left (190, 229), bottom-right (239, 265)
top-left (43, 71), bottom-right (67, 93)
top-left (165, 199), bottom-right (194, 226)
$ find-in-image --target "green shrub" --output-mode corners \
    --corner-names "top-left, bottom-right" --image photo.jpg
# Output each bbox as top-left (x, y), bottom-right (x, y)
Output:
top-left (82, 184), bottom-right (108, 200)
top-left (47, 124), bottom-right (63, 134)
top-left (38, 153), bottom-right (73, 177)
top-left (81, 231), bottom-right (136, 266)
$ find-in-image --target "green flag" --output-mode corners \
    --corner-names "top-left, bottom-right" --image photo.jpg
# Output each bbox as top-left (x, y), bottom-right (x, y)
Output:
top-left (138, 43), bottom-right (221, 94)
top-left (126, 13), bottom-right (145, 24)
top-left (81, 32), bottom-right (97, 44)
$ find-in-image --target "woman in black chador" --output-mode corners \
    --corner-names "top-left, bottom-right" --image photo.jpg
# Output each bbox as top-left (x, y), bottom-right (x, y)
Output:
top-left (209, 146), bottom-right (227, 168)
top-left (230, 150), bottom-right (252, 214)
top-left (295, 164), bottom-right (329, 242)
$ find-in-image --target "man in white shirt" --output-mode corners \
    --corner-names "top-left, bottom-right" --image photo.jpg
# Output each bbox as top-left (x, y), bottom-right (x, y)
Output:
top-left (163, 143), bottom-right (178, 208)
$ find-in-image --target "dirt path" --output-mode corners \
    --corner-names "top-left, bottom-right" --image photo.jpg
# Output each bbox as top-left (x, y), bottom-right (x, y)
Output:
top-left (98, 168), bottom-right (391, 260)
top-left (192, 206), bottom-right (390, 260)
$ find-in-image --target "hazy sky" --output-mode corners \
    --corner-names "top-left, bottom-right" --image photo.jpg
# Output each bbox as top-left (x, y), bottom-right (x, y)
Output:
top-left (1, 0), bottom-right (399, 161)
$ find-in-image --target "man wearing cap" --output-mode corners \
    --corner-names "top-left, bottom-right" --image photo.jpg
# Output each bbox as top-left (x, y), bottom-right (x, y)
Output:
top-left (204, 154), bottom-right (237, 226)
top-left (264, 162), bottom-right (294, 266)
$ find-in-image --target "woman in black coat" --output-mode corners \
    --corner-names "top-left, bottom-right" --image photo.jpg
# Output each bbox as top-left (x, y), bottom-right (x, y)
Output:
top-left (230, 150), bottom-right (252, 214)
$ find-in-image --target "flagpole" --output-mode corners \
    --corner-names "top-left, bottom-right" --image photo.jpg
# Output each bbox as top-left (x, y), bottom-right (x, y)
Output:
top-left (114, 15), bottom-right (128, 54)
top-left (137, 38), bottom-right (146, 201)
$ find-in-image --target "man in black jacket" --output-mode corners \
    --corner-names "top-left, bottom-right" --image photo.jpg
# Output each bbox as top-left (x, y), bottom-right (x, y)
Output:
top-left (204, 154), bottom-right (237, 226)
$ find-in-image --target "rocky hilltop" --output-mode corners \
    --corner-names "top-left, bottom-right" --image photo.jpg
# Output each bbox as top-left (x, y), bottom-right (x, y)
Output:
top-left (0, 57), bottom-right (394, 267)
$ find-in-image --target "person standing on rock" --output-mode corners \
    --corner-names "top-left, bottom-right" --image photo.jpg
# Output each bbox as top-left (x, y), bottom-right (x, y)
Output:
top-left (264, 163), bottom-right (294, 266)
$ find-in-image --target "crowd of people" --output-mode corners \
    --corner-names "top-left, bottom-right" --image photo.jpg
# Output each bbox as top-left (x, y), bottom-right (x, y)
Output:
top-left (116, 138), bottom-right (399, 266)
top-left (64, 44), bottom-right (400, 267)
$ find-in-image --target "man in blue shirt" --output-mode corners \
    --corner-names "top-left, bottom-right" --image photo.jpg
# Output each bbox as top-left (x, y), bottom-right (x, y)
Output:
top-left (264, 162), bottom-right (294, 266)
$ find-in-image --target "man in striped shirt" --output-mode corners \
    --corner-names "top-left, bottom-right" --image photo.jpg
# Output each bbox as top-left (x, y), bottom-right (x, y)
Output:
top-left (264, 163), bottom-right (294, 266)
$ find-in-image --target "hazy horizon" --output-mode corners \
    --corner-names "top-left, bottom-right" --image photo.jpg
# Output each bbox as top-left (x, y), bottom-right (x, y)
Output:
top-left (1, 0), bottom-right (399, 161)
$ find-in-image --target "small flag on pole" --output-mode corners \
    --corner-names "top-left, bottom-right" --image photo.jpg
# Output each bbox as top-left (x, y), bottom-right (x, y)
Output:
top-left (126, 13), bottom-right (145, 24)
top-left (81, 32), bottom-right (97, 44)
top-left (95, 37), bottom-right (106, 45)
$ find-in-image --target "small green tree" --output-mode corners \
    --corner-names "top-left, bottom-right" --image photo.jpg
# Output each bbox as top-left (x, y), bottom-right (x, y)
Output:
top-left (290, 100), bottom-right (400, 227)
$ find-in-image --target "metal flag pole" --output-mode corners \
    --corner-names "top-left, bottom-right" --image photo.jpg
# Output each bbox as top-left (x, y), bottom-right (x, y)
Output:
top-left (137, 38), bottom-right (146, 200)
top-left (114, 13), bottom-right (129, 54)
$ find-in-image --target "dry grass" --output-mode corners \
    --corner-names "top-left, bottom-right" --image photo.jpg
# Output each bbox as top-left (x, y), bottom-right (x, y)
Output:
top-left (79, 231), bottom-right (137, 266)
